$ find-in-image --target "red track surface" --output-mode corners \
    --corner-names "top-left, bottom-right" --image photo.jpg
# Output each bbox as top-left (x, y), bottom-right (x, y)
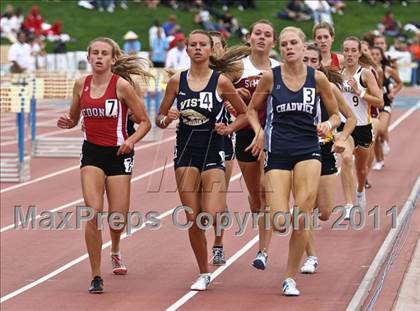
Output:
top-left (1, 100), bottom-right (419, 310)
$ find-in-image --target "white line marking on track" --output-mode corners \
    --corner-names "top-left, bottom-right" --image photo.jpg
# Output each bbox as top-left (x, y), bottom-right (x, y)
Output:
top-left (1, 103), bottom-right (418, 304)
top-left (165, 102), bottom-right (420, 310)
top-left (166, 235), bottom-right (259, 311)
top-left (1, 162), bottom-right (174, 233)
top-left (0, 173), bottom-right (242, 303)
top-left (0, 135), bottom-right (175, 194)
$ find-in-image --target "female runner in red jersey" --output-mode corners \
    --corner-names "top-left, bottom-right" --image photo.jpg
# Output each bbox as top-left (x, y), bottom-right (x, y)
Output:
top-left (57, 37), bottom-right (151, 293)
top-left (313, 22), bottom-right (344, 71)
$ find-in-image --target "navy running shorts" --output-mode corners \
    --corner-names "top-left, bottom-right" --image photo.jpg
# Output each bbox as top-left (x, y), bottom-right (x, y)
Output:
top-left (264, 150), bottom-right (321, 172)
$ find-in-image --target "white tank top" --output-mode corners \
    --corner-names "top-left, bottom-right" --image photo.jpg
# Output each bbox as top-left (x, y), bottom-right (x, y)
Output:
top-left (342, 66), bottom-right (370, 126)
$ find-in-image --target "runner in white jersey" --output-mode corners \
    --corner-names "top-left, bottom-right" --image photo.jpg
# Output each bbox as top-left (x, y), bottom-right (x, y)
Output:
top-left (338, 37), bottom-right (383, 218)
top-left (212, 20), bottom-right (279, 270)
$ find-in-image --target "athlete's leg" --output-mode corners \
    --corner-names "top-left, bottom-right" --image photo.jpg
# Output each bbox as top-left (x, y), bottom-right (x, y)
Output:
top-left (81, 166), bottom-right (106, 278)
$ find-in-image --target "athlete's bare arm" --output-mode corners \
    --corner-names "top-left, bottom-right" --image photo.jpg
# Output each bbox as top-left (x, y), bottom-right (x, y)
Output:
top-left (57, 77), bottom-right (84, 129)
top-left (331, 83), bottom-right (356, 142)
top-left (156, 73), bottom-right (180, 129)
top-left (116, 78), bottom-right (151, 152)
top-left (246, 70), bottom-right (273, 158)
top-left (387, 66), bottom-right (403, 100)
top-left (215, 74), bottom-right (247, 135)
top-left (361, 69), bottom-right (384, 108)
top-left (315, 71), bottom-right (340, 136)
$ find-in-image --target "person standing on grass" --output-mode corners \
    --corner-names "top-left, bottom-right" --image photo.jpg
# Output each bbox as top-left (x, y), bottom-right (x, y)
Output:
top-left (57, 37), bottom-right (151, 294)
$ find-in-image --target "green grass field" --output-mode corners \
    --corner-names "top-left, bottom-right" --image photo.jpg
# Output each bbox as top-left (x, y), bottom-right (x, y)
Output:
top-left (1, 0), bottom-right (418, 52)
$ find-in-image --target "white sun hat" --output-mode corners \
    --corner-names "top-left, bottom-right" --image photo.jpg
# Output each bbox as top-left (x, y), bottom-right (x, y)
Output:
top-left (124, 31), bottom-right (138, 40)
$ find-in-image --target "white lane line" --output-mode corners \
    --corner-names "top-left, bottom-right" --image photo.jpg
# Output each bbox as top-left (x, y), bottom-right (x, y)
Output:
top-left (0, 135), bottom-right (175, 194)
top-left (1, 162), bottom-right (174, 233)
top-left (0, 127), bottom-right (81, 147)
top-left (0, 173), bottom-right (242, 303)
top-left (388, 101), bottom-right (420, 132)
top-left (165, 101), bottom-right (420, 311)
top-left (166, 235), bottom-right (259, 311)
top-left (346, 176), bottom-right (420, 311)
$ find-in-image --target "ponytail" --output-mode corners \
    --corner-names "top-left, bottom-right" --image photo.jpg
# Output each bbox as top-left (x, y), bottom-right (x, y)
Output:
top-left (209, 44), bottom-right (251, 75)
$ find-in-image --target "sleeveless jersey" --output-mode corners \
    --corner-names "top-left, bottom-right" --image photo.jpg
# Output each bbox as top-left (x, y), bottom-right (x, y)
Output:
top-left (382, 67), bottom-right (393, 106)
top-left (342, 66), bottom-right (371, 126)
top-left (80, 74), bottom-right (128, 146)
top-left (233, 56), bottom-right (279, 128)
top-left (176, 70), bottom-right (225, 153)
top-left (265, 66), bottom-right (321, 155)
top-left (330, 53), bottom-right (341, 71)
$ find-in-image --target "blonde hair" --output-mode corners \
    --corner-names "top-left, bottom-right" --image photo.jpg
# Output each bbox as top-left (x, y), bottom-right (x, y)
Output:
top-left (209, 44), bottom-right (251, 75)
top-left (280, 26), bottom-right (306, 43)
top-left (88, 37), bottom-right (153, 85)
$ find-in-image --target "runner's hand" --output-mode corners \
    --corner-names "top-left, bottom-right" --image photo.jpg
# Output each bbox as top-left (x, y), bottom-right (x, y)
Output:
top-left (57, 113), bottom-right (76, 129)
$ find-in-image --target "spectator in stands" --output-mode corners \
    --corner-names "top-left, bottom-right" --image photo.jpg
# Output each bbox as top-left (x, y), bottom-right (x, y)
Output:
top-left (28, 35), bottom-right (46, 70)
top-left (23, 5), bottom-right (44, 36)
top-left (305, 0), bottom-right (333, 25)
top-left (328, 0), bottom-right (345, 15)
top-left (149, 19), bottom-right (166, 49)
top-left (123, 30), bottom-right (141, 55)
top-left (163, 15), bottom-right (178, 37)
top-left (146, 0), bottom-right (160, 9)
top-left (165, 33), bottom-right (190, 69)
top-left (277, 0), bottom-right (311, 22)
top-left (0, 5), bottom-right (19, 42)
top-left (379, 10), bottom-right (401, 37)
top-left (194, 2), bottom-right (216, 31)
top-left (220, 10), bottom-right (242, 37)
top-left (194, 1), bottom-right (230, 37)
top-left (151, 28), bottom-right (169, 68)
top-left (14, 7), bottom-right (24, 30)
top-left (408, 32), bottom-right (420, 84)
top-left (8, 31), bottom-right (32, 73)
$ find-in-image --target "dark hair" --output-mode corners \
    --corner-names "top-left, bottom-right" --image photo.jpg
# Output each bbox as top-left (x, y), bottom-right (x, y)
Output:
top-left (370, 45), bottom-right (391, 68)
top-left (313, 21), bottom-right (335, 39)
top-left (306, 44), bottom-right (342, 87)
top-left (342, 36), bottom-right (376, 68)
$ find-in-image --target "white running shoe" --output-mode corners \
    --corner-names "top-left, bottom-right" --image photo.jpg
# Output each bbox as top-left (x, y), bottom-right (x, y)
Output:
top-left (300, 256), bottom-right (318, 274)
top-left (282, 278), bottom-right (300, 296)
top-left (382, 141), bottom-right (390, 156)
top-left (372, 161), bottom-right (384, 171)
top-left (356, 191), bottom-right (367, 209)
top-left (111, 252), bottom-right (128, 275)
top-left (190, 274), bottom-right (211, 291)
top-left (344, 204), bottom-right (353, 220)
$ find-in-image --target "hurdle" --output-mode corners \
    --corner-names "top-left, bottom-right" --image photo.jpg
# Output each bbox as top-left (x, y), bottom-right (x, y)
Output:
top-left (31, 72), bottom-right (83, 157)
top-left (0, 80), bottom-right (31, 182)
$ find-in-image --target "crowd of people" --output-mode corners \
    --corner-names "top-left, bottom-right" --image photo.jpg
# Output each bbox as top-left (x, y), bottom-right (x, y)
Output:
top-left (54, 3), bottom-right (413, 295)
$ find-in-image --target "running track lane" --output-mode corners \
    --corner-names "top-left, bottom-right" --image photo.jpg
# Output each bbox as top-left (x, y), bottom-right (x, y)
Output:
top-left (0, 109), bottom-right (418, 308)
